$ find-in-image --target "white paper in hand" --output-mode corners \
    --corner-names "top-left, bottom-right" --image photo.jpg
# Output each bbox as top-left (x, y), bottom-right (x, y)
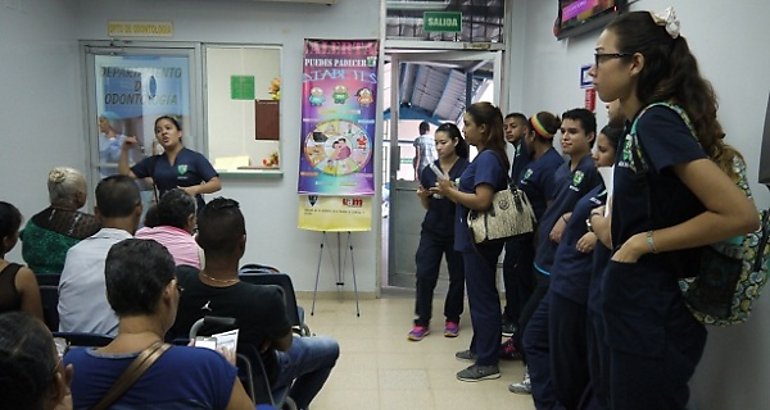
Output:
top-left (598, 165), bottom-right (614, 217)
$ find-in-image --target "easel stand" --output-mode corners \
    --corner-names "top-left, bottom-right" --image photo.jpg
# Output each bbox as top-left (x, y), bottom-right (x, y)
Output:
top-left (311, 231), bottom-right (360, 317)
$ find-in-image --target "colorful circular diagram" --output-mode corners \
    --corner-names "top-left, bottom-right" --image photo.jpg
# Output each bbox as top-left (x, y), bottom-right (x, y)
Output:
top-left (303, 119), bottom-right (372, 176)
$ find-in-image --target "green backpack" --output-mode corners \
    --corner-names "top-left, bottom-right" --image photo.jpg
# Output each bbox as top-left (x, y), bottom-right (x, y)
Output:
top-left (630, 102), bottom-right (770, 326)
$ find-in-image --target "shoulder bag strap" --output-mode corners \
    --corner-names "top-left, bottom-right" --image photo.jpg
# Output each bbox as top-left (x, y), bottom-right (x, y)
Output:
top-left (91, 342), bottom-right (172, 410)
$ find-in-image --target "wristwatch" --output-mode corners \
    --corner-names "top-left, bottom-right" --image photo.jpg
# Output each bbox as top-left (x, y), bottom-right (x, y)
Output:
top-left (586, 210), bottom-right (602, 233)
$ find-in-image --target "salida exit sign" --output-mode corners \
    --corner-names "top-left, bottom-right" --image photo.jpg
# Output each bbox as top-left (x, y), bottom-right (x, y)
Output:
top-left (423, 11), bottom-right (462, 33)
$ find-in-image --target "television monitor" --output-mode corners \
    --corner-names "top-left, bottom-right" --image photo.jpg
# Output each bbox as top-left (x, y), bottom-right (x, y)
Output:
top-left (759, 93), bottom-right (770, 184)
top-left (556, 0), bottom-right (626, 40)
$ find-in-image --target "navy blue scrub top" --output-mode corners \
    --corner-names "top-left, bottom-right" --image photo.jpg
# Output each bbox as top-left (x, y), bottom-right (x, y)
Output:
top-left (510, 140), bottom-right (531, 183)
top-left (420, 158), bottom-right (469, 238)
top-left (517, 147), bottom-right (562, 221)
top-left (611, 105), bottom-right (706, 272)
top-left (550, 185), bottom-right (607, 304)
top-left (132, 147), bottom-right (219, 211)
top-left (454, 150), bottom-right (508, 253)
top-left (534, 154), bottom-right (600, 275)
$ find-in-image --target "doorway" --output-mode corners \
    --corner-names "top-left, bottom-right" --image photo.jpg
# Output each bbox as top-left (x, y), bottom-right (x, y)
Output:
top-left (381, 50), bottom-right (502, 290)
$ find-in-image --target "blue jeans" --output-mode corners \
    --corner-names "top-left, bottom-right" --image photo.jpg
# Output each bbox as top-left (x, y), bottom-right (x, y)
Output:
top-left (272, 335), bottom-right (340, 410)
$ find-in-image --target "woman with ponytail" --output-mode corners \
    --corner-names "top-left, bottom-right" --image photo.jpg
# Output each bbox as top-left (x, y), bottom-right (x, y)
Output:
top-left (505, 111), bottom-right (565, 394)
top-left (0, 202), bottom-right (43, 320)
top-left (589, 8), bottom-right (758, 409)
top-left (432, 102), bottom-right (510, 382)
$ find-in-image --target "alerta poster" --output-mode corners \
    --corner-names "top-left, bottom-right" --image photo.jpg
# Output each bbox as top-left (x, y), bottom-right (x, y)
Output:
top-left (298, 39), bottom-right (379, 196)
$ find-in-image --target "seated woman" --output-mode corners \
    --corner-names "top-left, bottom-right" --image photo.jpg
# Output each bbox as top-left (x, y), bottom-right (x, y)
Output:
top-left (0, 202), bottom-right (43, 320)
top-left (64, 238), bottom-right (253, 409)
top-left (135, 188), bottom-right (203, 268)
top-left (21, 167), bottom-right (100, 275)
top-left (0, 311), bottom-right (74, 410)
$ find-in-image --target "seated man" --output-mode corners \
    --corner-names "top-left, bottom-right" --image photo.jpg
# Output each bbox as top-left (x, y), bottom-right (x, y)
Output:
top-left (169, 197), bottom-right (339, 410)
top-left (136, 188), bottom-right (203, 268)
top-left (58, 175), bottom-right (142, 336)
top-left (64, 238), bottom-right (254, 409)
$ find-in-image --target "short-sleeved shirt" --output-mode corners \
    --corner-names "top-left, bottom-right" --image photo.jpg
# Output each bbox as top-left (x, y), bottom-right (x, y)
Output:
top-left (534, 154), bottom-right (600, 275)
top-left (135, 225), bottom-right (202, 269)
top-left (611, 105), bottom-right (706, 273)
top-left (550, 185), bottom-right (607, 304)
top-left (65, 345), bottom-right (236, 409)
top-left (413, 134), bottom-right (438, 177)
top-left (169, 269), bottom-right (292, 381)
top-left (518, 148), bottom-right (563, 221)
top-left (419, 158), bottom-right (469, 238)
top-left (454, 150), bottom-right (508, 253)
top-left (58, 228), bottom-right (131, 336)
top-left (131, 148), bottom-right (218, 210)
top-left (510, 140), bottom-right (531, 183)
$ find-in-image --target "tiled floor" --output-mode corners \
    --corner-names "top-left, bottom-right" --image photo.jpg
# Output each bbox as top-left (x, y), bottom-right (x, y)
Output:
top-left (299, 294), bottom-right (535, 410)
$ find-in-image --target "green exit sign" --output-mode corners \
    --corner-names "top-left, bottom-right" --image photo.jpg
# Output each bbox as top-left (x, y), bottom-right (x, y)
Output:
top-left (423, 11), bottom-right (462, 33)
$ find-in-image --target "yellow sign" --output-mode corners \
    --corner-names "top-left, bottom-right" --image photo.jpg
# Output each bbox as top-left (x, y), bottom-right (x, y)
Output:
top-left (298, 196), bottom-right (372, 232)
top-left (108, 21), bottom-right (174, 38)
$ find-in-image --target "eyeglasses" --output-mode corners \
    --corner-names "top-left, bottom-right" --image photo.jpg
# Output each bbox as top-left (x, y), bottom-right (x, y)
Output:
top-left (594, 52), bottom-right (633, 66)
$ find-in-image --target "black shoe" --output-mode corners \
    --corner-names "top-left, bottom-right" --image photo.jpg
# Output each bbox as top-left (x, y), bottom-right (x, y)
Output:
top-left (501, 322), bottom-right (517, 337)
top-left (455, 349), bottom-right (478, 362)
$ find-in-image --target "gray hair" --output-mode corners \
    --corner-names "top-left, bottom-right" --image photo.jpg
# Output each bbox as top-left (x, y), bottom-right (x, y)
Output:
top-left (48, 167), bottom-right (86, 208)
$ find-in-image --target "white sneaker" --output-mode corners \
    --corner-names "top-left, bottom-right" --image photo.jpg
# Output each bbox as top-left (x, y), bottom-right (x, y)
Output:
top-left (508, 368), bottom-right (531, 394)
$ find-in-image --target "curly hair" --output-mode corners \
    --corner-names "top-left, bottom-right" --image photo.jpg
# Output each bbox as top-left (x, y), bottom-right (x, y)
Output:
top-left (607, 11), bottom-right (741, 179)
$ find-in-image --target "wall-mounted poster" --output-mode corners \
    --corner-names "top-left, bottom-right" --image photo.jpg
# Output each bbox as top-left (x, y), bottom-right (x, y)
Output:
top-left (298, 39), bottom-right (379, 196)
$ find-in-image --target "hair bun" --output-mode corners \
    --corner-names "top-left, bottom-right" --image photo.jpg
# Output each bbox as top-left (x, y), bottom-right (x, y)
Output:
top-left (48, 168), bottom-right (67, 184)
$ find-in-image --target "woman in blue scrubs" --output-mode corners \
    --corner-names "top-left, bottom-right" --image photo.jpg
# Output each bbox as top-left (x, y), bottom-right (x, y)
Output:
top-left (432, 102), bottom-right (509, 382)
top-left (119, 116), bottom-right (221, 212)
top-left (589, 9), bottom-right (758, 409)
top-left (408, 123), bottom-right (469, 341)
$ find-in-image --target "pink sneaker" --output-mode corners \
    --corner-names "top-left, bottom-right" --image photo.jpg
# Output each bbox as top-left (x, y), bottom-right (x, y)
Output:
top-left (408, 325), bottom-right (430, 341)
top-left (444, 321), bottom-right (460, 337)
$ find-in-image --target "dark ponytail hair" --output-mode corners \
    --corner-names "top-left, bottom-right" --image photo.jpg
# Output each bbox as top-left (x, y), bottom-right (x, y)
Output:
top-left (600, 125), bottom-right (624, 149)
top-left (466, 102), bottom-right (509, 170)
top-left (529, 111), bottom-right (561, 144)
top-left (0, 312), bottom-right (58, 410)
top-left (436, 122), bottom-right (469, 159)
top-left (0, 202), bottom-right (22, 254)
top-left (607, 11), bottom-right (738, 179)
top-left (154, 115), bottom-right (182, 131)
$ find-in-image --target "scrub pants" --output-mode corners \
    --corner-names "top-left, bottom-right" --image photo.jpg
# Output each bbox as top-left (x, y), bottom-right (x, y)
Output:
top-left (522, 291), bottom-right (564, 410)
top-left (549, 292), bottom-right (589, 410)
top-left (414, 230), bottom-right (464, 326)
top-left (463, 242), bottom-right (504, 366)
top-left (502, 234), bottom-right (536, 326)
top-left (515, 271), bottom-right (550, 361)
top-left (601, 260), bottom-right (707, 410)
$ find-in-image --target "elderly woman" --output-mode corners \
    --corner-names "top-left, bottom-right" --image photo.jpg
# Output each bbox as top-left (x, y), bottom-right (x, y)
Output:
top-left (0, 311), bottom-right (74, 410)
top-left (64, 239), bottom-right (253, 409)
top-left (21, 167), bottom-right (100, 275)
top-left (135, 188), bottom-right (203, 268)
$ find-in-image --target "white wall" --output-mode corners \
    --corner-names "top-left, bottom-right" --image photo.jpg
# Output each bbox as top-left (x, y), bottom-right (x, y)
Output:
top-left (0, 0), bottom-right (85, 262)
top-left (68, 0), bottom-right (383, 293)
top-left (513, 0), bottom-right (770, 408)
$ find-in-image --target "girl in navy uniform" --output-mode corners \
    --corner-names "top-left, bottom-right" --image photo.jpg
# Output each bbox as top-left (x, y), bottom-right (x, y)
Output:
top-left (584, 101), bottom-right (625, 410)
top-left (589, 9), bottom-right (758, 409)
top-left (408, 123), bottom-right (470, 341)
top-left (505, 111), bottom-right (563, 392)
top-left (119, 116), bottom-right (221, 212)
top-left (546, 125), bottom-right (621, 410)
top-left (432, 102), bottom-right (509, 382)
